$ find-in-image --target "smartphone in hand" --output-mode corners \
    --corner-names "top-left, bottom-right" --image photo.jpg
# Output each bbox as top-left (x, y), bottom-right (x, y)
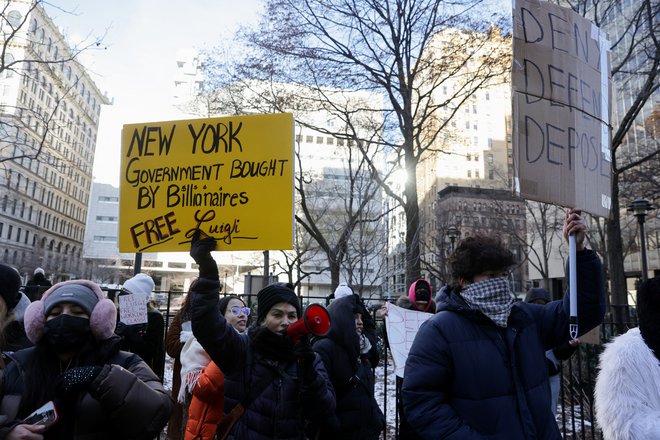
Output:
top-left (23, 401), bottom-right (58, 428)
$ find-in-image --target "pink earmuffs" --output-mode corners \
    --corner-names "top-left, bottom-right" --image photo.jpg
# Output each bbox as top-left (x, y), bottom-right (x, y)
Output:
top-left (24, 279), bottom-right (117, 344)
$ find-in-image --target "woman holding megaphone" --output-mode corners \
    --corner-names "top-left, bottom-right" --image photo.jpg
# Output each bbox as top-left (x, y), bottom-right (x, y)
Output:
top-left (188, 232), bottom-right (336, 440)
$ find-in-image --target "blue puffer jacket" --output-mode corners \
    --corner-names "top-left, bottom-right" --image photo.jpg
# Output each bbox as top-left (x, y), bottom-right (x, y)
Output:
top-left (191, 278), bottom-right (336, 440)
top-left (403, 250), bottom-right (605, 439)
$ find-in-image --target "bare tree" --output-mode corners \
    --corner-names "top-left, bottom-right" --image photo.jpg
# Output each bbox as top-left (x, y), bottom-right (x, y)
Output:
top-left (547, 0), bottom-right (659, 309)
top-left (272, 223), bottom-right (325, 295)
top-left (185, 70), bottom-right (392, 294)
top-left (200, 0), bottom-right (511, 286)
top-left (293, 133), bottom-right (387, 292)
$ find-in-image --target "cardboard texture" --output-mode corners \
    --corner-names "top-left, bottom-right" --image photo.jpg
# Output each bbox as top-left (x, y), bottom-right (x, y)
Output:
top-left (512, 0), bottom-right (612, 218)
top-left (118, 113), bottom-right (295, 253)
top-left (513, 92), bottom-right (611, 217)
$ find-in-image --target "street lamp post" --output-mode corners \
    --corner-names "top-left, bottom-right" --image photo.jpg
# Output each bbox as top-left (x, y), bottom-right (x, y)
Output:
top-left (445, 226), bottom-right (461, 282)
top-left (446, 226), bottom-right (461, 253)
top-left (627, 198), bottom-right (656, 282)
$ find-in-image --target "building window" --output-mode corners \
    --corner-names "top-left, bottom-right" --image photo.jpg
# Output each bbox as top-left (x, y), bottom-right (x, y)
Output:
top-left (305, 135), bottom-right (313, 143)
top-left (467, 153), bottom-right (472, 161)
top-left (98, 196), bottom-right (119, 203)
top-left (96, 215), bottom-right (118, 222)
top-left (7, 10), bottom-right (22, 28)
top-left (93, 235), bottom-right (117, 242)
top-left (316, 136), bottom-right (323, 144)
top-left (467, 170), bottom-right (472, 178)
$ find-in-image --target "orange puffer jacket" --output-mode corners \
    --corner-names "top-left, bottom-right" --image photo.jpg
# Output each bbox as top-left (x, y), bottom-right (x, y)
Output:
top-left (185, 361), bottom-right (225, 440)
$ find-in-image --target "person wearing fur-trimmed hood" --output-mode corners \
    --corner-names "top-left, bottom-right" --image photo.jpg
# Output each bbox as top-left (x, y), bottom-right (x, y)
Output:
top-left (0, 279), bottom-right (173, 439)
top-left (594, 275), bottom-right (660, 439)
top-left (311, 294), bottom-right (385, 439)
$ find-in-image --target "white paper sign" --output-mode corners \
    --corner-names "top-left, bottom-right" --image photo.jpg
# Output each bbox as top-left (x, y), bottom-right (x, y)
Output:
top-left (118, 292), bottom-right (149, 325)
top-left (385, 303), bottom-right (433, 378)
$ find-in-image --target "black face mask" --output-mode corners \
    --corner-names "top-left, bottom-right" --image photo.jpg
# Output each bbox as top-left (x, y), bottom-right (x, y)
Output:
top-left (43, 314), bottom-right (93, 354)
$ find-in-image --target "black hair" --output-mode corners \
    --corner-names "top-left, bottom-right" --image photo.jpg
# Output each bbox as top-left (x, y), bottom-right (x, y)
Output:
top-left (638, 276), bottom-right (660, 359)
top-left (218, 294), bottom-right (245, 315)
top-left (449, 234), bottom-right (516, 282)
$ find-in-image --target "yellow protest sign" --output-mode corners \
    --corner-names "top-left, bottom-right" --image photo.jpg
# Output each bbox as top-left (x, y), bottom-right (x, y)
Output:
top-left (118, 113), bottom-right (294, 253)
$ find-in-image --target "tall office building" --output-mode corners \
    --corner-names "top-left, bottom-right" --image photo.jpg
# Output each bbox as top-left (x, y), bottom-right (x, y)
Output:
top-left (0, 2), bottom-right (109, 282)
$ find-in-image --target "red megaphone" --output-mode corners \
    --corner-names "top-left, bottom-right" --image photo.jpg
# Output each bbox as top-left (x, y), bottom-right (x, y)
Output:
top-left (287, 303), bottom-right (331, 344)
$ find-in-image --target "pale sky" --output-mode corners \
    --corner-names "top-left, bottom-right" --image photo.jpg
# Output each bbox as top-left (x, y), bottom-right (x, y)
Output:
top-left (45, 1), bottom-right (262, 187)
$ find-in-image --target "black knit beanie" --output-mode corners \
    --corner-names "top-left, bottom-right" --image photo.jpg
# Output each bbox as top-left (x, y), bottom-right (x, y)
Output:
top-left (637, 276), bottom-right (660, 359)
top-left (0, 263), bottom-right (22, 310)
top-left (256, 283), bottom-right (300, 324)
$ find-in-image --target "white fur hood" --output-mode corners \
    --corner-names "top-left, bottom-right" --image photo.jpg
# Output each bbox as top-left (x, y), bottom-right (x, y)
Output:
top-left (594, 327), bottom-right (660, 439)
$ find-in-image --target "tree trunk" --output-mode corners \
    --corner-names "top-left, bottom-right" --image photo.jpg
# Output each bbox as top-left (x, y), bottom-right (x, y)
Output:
top-left (404, 178), bottom-right (421, 287)
top-left (606, 171), bottom-right (628, 332)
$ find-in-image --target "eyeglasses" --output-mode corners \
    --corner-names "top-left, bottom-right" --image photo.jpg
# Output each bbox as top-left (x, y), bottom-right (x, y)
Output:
top-left (230, 306), bottom-right (250, 316)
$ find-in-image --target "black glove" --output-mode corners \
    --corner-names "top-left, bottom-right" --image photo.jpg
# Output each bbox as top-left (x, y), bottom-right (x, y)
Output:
top-left (293, 335), bottom-right (318, 382)
top-left (58, 366), bottom-right (103, 395)
top-left (190, 230), bottom-right (219, 280)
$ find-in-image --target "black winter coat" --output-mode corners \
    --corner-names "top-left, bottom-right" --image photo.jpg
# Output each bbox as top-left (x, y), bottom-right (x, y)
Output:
top-left (117, 308), bottom-right (166, 380)
top-left (191, 277), bottom-right (336, 440)
top-left (313, 295), bottom-right (385, 440)
top-left (0, 335), bottom-right (172, 439)
top-left (403, 250), bottom-right (605, 440)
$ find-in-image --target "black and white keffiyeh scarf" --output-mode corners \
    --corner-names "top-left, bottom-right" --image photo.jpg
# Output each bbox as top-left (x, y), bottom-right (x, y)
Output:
top-left (460, 277), bottom-right (515, 327)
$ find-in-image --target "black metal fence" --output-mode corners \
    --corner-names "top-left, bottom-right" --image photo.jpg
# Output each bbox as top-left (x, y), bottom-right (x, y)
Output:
top-left (144, 289), bottom-right (631, 440)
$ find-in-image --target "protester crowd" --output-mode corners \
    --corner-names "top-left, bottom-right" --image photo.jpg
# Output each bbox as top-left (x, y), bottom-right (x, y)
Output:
top-left (0, 208), bottom-right (656, 439)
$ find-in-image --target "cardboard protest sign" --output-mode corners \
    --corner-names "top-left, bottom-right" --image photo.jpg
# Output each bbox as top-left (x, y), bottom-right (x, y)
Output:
top-left (512, 0), bottom-right (611, 217)
top-left (119, 113), bottom-right (294, 252)
top-left (384, 303), bottom-right (433, 378)
top-left (118, 292), bottom-right (149, 325)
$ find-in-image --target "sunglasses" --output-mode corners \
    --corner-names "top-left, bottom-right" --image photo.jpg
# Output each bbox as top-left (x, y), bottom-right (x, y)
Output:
top-left (230, 306), bottom-right (250, 316)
